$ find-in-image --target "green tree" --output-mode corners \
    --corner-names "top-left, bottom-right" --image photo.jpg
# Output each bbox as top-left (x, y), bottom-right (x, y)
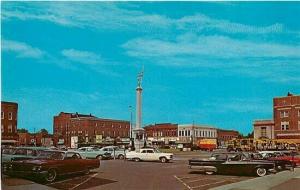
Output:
top-left (40, 128), bottom-right (48, 134)
top-left (17, 128), bottom-right (28, 133)
top-left (246, 131), bottom-right (254, 138)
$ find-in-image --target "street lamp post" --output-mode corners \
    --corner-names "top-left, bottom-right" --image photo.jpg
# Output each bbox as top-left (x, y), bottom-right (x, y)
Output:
top-left (129, 106), bottom-right (133, 139)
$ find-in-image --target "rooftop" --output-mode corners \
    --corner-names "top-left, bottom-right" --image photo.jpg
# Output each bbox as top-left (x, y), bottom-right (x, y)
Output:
top-left (178, 124), bottom-right (217, 129)
top-left (253, 119), bottom-right (274, 125)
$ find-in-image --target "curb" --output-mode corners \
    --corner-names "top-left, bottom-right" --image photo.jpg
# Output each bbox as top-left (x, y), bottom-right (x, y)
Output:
top-left (210, 168), bottom-right (300, 190)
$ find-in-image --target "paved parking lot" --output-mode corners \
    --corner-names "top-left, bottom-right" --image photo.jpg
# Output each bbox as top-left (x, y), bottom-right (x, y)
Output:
top-left (1, 151), bottom-right (255, 190)
top-left (174, 173), bottom-right (253, 190)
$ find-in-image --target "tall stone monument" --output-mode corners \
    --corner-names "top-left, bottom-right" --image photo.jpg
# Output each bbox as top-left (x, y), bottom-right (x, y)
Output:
top-left (132, 69), bottom-right (145, 151)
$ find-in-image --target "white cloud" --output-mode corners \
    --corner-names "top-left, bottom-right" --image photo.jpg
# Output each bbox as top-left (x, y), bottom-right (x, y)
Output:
top-left (2, 3), bottom-right (171, 32)
top-left (123, 34), bottom-right (300, 60)
top-left (122, 34), bottom-right (300, 84)
top-left (2, 39), bottom-right (44, 58)
top-left (61, 49), bottom-right (103, 65)
top-left (2, 2), bottom-right (292, 35)
top-left (176, 14), bottom-right (284, 34)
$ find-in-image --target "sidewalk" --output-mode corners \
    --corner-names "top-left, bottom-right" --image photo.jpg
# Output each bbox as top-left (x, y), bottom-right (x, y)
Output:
top-left (210, 168), bottom-right (300, 190)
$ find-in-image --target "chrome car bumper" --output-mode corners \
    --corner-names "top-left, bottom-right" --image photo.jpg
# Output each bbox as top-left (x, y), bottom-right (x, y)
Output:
top-left (188, 165), bottom-right (217, 172)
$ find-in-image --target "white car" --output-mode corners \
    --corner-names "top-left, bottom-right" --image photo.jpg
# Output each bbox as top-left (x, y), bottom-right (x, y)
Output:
top-left (126, 148), bottom-right (173, 163)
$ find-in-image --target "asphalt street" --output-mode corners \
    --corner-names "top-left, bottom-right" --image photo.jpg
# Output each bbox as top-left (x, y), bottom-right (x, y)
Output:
top-left (2, 151), bottom-right (299, 190)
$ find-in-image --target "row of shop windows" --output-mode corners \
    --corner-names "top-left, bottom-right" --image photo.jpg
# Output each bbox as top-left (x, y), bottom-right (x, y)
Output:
top-left (280, 121), bottom-right (300, 130)
top-left (1, 124), bottom-right (17, 133)
top-left (152, 131), bottom-right (177, 137)
top-left (279, 110), bottom-right (300, 118)
top-left (178, 130), bottom-right (216, 138)
top-left (64, 130), bottom-right (129, 137)
top-left (1, 111), bottom-right (16, 120)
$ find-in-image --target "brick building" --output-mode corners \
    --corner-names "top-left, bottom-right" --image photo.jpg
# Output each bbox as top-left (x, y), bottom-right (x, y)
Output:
top-left (217, 129), bottom-right (240, 146)
top-left (53, 112), bottom-right (130, 147)
top-left (273, 93), bottom-right (300, 141)
top-left (18, 131), bottom-right (53, 147)
top-left (253, 120), bottom-right (275, 140)
top-left (144, 123), bottom-right (178, 145)
top-left (18, 132), bottom-right (31, 145)
top-left (1, 101), bottom-right (18, 145)
top-left (253, 93), bottom-right (300, 145)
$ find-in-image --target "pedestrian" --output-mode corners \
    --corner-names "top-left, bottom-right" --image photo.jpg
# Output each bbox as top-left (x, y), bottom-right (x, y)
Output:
top-left (291, 151), bottom-right (296, 172)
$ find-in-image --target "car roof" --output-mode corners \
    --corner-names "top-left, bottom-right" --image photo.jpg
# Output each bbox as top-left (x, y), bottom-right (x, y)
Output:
top-left (141, 148), bottom-right (155, 150)
top-left (43, 150), bottom-right (79, 153)
top-left (16, 146), bottom-right (48, 150)
top-left (102, 146), bottom-right (117, 148)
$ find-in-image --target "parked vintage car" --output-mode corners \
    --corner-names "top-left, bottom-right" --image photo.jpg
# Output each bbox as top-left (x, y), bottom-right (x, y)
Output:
top-left (100, 146), bottom-right (128, 159)
top-left (267, 151), bottom-right (300, 167)
top-left (1, 146), bottom-right (48, 163)
top-left (126, 148), bottom-right (173, 163)
top-left (244, 152), bottom-right (292, 171)
top-left (3, 150), bottom-right (100, 183)
top-left (188, 152), bottom-right (276, 177)
top-left (77, 147), bottom-right (112, 160)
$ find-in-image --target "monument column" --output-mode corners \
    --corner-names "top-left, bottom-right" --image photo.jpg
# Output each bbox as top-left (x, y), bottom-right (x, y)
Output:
top-left (133, 70), bottom-right (145, 151)
top-left (136, 85), bottom-right (142, 130)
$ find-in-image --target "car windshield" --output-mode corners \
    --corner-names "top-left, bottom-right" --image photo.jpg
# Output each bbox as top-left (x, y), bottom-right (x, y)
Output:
top-left (37, 151), bottom-right (64, 160)
top-left (211, 154), bottom-right (228, 161)
top-left (154, 149), bottom-right (160, 153)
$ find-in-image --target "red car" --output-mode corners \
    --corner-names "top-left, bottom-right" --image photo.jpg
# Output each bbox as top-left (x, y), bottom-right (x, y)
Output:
top-left (4, 150), bottom-right (100, 183)
top-left (268, 152), bottom-right (300, 167)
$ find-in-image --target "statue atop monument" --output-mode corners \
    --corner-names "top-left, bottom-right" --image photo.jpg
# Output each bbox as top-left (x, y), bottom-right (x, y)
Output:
top-left (137, 67), bottom-right (144, 88)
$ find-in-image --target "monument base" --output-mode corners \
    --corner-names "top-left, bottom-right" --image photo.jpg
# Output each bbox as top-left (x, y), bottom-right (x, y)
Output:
top-left (132, 128), bottom-right (145, 151)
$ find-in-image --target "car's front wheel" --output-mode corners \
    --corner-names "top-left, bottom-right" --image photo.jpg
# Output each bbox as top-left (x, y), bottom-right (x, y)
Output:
top-left (256, 167), bottom-right (267, 177)
top-left (96, 155), bottom-right (103, 160)
top-left (160, 157), bottom-right (167, 163)
top-left (134, 158), bottom-right (140, 162)
top-left (205, 171), bottom-right (215, 175)
top-left (45, 168), bottom-right (57, 183)
top-left (84, 168), bottom-right (90, 175)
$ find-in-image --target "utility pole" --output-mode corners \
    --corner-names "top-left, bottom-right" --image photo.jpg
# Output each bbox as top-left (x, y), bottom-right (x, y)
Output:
top-left (129, 105), bottom-right (133, 139)
top-left (34, 127), bottom-right (36, 147)
top-left (192, 120), bottom-right (195, 146)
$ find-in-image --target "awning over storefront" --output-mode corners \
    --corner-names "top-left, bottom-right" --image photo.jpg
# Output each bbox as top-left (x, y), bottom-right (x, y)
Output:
top-left (1, 140), bottom-right (18, 143)
top-left (274, 139), bottom-right (300, 144)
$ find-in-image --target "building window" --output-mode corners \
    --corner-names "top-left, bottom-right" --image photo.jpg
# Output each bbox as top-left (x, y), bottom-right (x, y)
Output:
top-left (1, 124), bottom-right (3, 133)
top-left (298, 110), bottom-right (300, 117)
top-left (298, 121), bottom-right (300, 130)
top-left (8, 112), bottom-right (13, 120)
top-left (261, 127), bottom-right (267, 138)
top-left (280, 111), bottom-right (289, 118)
top-left (1, 112), bottom-right (4, 119)
top-left (187, 130), bottom-right (190, 136)
top-left (281, 121), bottom-right (289, 130)
top-left (8, 125), bottom-right (12, 133)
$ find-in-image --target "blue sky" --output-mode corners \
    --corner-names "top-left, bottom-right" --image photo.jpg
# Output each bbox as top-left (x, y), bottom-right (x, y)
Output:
top-left (1, 2), bottom-right (300, 135)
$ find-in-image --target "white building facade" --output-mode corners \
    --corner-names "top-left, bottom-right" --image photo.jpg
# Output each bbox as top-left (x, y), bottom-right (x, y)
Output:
top-left (253, 120), bottom-right (275, 140)
top-left (178, 124), bottom-right (217, 144)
